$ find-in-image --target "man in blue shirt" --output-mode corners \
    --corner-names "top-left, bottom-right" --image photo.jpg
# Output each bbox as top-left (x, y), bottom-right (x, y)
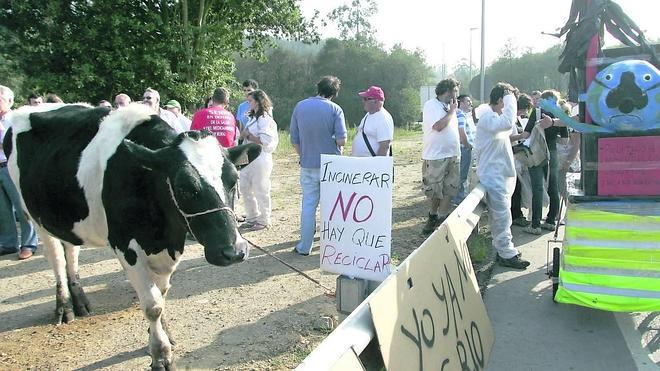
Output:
top-left (290, 76), bottom-right (347, 255)
top-left (235, 79), bottom-right (258, 130)
top-left (453, 94), bottom-right (476, 204)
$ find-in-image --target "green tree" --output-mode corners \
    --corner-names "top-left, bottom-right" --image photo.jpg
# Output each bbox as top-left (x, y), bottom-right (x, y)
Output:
top-left (0, 26), bottom-right (24, 97)
top-left (314, 39), bottom-right (432, 127)
top-left (1, 0), bottom-right (318, 107)
top-left (449, 60), bottom-right (473, 96)
top-left (235, 45), bottom-right (317, 130)
top-left (487, 44), bottom-right (568, 95)
top-left (328, 0), bottom-right (378, 47)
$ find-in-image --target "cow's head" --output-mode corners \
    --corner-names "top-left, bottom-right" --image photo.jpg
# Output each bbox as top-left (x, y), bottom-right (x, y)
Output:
top-left (121, 131), bottom-right (261, 266)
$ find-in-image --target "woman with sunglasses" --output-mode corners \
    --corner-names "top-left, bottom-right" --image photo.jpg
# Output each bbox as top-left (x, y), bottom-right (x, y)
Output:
top-left (238, 90), bottom-right (279, 231)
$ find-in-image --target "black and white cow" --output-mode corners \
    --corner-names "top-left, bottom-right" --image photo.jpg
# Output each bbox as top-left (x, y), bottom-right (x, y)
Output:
top-left (4, 103), bottom-right (260, 370)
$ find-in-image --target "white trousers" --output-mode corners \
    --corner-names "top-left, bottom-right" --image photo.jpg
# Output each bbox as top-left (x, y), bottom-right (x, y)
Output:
top-left (240, 153), bottom-right (273, 225)
top-left (482, 176), bottom-right (519, 259)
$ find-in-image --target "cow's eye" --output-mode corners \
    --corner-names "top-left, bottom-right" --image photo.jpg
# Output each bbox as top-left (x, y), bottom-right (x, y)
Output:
top-left (604, 74), bottom-right (612, 81)
top-left (643, 74), bottom-right (652, 81)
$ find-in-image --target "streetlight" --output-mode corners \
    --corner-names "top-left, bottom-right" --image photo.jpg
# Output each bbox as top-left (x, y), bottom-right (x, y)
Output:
top-left (480, 0), bottom-right (486, 103)
top-left (469, 27), bottom-right (479, 83)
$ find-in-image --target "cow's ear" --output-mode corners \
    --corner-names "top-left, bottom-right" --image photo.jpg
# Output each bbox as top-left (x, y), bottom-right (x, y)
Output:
top-left (226, 143), bottom-right (262, 170)
top-left (120, 139), bottom-right (167, 171)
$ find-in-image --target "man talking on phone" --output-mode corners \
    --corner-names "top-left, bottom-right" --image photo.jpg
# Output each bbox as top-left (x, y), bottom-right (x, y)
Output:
top-left (421, 78), bottom-right (461, 235)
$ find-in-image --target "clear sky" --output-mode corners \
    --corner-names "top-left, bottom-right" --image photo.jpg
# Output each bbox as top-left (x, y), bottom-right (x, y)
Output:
top-left (300, 0), bottom-right (660, 70)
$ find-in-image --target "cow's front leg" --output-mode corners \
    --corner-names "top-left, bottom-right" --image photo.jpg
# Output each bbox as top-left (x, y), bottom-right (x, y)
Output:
top-left (152, 269), bottom-right (177, 347)
top-left (117, 242), bottom-right (175, 370)
top-left (39, 230), bottom-right (75, 324)
top-left (64, 242), bottom-right (91, 317)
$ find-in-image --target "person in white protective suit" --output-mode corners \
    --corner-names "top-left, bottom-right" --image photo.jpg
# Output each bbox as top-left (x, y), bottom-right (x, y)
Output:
top-left (239, 90), bottom-right (279, 231)
top-left (474, 82), bottom-right (531, 269)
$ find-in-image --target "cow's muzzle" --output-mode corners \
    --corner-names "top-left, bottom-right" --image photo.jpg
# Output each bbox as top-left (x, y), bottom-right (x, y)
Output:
top-left (204, 236), bottom-right (249, 266)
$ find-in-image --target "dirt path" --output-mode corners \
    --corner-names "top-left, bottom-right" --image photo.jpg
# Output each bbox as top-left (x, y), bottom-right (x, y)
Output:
top-left (0, 135), bottom-right (439, 370)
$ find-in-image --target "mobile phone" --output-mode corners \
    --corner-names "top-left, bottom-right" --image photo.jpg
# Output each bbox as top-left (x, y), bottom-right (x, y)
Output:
top-left (535, 108), bottom-right (542, 122)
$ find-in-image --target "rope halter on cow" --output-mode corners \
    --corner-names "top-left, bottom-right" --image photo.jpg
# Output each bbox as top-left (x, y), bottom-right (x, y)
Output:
top-left (165, 177), bottom-right (236, 220)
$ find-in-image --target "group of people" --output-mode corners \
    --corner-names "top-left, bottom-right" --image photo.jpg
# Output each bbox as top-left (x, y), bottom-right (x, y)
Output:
top-left (3, 76), bottom-right (577, 271)
top-left (420, 78), bottom-right (578, 270)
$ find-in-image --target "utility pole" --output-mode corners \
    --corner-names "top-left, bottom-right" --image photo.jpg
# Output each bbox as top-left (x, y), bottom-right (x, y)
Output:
top-left (479, 0), bottom-right (486, 103)
top-left (469, 27), bottom-right (479, 84)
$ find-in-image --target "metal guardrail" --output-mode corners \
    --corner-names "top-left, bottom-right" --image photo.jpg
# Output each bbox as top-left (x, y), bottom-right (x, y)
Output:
top-left (296, 184), bottom-right (487, 370)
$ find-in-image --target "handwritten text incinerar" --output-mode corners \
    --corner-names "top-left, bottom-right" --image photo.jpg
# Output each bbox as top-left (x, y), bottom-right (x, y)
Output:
top-left (321, 161), bottom-right (391, 188)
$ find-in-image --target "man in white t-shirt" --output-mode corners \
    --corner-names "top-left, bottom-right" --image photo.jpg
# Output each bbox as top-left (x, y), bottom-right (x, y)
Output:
top-left (351, 86), bottom-right (394, 157)
top-left (421, 78), bottom-right (461, 235)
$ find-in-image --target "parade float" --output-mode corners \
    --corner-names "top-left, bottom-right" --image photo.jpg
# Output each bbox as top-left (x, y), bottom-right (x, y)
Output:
top-left (541, 0), bottom-right (659, 311)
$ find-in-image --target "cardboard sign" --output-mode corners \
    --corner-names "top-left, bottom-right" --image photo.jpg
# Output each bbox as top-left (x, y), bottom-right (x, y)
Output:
top-left (598, 136), bottom-right (660, 196)
top-left (319, 155), bottom-right (393, 281)
top-left (369, 224), bottom-right (493, 371)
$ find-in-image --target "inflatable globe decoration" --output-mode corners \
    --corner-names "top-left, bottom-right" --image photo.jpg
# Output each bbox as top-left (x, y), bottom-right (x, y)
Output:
top-left (586, 59), bottom-right (660, 131)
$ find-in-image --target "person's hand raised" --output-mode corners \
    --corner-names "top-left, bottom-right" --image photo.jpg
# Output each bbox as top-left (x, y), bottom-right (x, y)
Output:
top-left (448, 97), bottom-right (458, 112)
top-left (538, 114), bottom-right (554, 129)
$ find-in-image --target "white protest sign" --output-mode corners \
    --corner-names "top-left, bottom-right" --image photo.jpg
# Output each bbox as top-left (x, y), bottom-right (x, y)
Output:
top-left (319, 154), bottom-right (393, 281)
top-left (369, 223), bottom-right (494, 371)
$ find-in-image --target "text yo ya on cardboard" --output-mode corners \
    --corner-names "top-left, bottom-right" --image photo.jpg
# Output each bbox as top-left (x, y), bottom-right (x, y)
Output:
top-left (369, 223), bottom-right (494, 370)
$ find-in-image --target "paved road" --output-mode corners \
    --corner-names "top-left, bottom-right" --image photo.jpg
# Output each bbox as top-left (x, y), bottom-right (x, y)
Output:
top-left (483, 224), bottom-right (659, 371)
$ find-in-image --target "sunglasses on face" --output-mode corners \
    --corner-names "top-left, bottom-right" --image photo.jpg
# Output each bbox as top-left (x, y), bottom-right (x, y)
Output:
top-left (143, 96), bottom-right (154, 101)
top-left (362, 97), bottom-right (375, 101)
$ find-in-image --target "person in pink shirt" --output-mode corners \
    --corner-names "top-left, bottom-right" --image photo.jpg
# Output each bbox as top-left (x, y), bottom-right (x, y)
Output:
top-left (190, 87), bottom-right (237, 148)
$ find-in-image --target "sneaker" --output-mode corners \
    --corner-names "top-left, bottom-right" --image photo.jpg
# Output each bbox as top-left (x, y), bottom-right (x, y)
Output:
top-left (235, 215), bottom-right (246, 223)
top-left (292, 246), bottom-right (310, 256)
top-left (421, 214), bottom-right (439, 235)
top-left (524, 226), bottom-right (543, 235)
top-left (244, 223), bottom-right (268, 232)
top-left (239, 221), bottom-right (256, 231)
top-left (540, 222), bottom-right (556, 231)
top-left (512, 217), bottom-right (530, 227)
top-left (496, 254), bottom-right (530, 269)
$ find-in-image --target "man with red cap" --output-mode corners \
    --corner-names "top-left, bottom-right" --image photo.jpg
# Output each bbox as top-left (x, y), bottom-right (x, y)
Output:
top-left (351, 86), bottom-right (394, 157)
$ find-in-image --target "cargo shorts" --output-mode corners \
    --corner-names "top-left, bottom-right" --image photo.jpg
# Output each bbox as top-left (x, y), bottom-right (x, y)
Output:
top-left (422, 156), bottom-right (460, 200)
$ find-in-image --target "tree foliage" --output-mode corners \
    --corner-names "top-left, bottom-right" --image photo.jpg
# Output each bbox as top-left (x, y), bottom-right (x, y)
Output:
top-left (327, 0), bottom-right (378, 47)
top-left (449, 42), bottom-right (569, 100)
top-left (236, 38), bottom-right (432, 129)
top-left (487, 44), bottom-right (569, 95)
top-left (1, 0), bottom-right (317, 108)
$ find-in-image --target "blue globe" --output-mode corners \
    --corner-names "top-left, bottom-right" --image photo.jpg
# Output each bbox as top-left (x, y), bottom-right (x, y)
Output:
top-left (586, 60), bottom-right (659, 131)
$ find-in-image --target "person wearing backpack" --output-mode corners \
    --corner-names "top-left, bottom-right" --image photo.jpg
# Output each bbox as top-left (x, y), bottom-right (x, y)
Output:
top-left (521, 90), bottom-right (569, 234)
top-left (350, 86), bottom-right (393, 157)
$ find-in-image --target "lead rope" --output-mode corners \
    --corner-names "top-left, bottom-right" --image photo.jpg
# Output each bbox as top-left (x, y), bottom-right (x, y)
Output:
top-left (242, 236), bottom-right (335, 297)
top-left (167, 179), bottom-right (334, 296)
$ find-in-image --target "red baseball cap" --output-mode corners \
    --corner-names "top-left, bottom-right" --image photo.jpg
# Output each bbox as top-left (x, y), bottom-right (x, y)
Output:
top-left (358, 86), bottom-right (385, 101)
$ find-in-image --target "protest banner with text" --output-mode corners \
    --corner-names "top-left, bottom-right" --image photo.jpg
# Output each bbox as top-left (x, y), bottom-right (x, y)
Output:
top-left (369, 223), bottom-right (494, 371)
top-left (319, 155), bottom-right (393, 281)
